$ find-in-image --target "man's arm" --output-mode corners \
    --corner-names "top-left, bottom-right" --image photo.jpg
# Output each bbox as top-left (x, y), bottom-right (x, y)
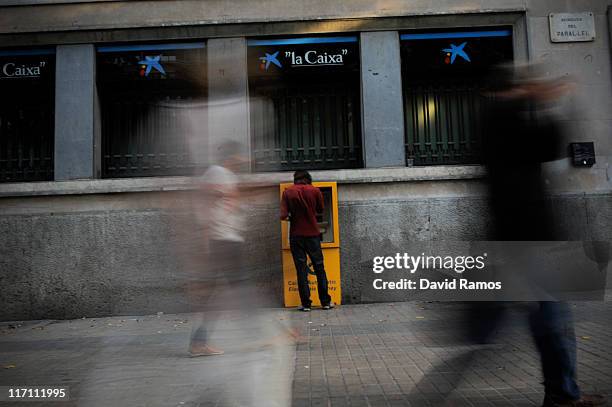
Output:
top-left (280, 191), bottom-right (289, 220)
top-left (316, 188), bottom-right (324, 214)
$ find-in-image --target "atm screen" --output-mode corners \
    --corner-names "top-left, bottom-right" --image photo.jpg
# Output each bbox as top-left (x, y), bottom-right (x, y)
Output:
top-left (317, 187), bottom-right (334, 243)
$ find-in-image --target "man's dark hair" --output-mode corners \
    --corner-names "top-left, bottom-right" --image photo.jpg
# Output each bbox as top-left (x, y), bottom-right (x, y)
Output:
top-left (293, 170), bottom-right (312, 184)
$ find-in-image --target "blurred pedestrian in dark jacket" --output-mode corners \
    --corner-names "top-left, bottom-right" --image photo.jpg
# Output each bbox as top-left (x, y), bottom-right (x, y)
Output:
top-left (481, 65), bottom-right (605, 407)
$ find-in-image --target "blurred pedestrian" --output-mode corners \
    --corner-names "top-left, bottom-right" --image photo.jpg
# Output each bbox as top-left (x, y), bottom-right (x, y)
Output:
top-left (188, 140), bottom-right (247, 357)
top-left (482, 64), bottom-right (606, 407)
top-left (411, 65), bottom-right (607, 407)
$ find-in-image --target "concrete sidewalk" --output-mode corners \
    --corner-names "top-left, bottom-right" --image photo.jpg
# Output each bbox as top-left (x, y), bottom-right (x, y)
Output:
top-left (1, 301), bottom-right (611, 407)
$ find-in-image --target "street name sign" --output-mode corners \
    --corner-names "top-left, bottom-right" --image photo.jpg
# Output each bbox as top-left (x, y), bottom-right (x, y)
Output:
top-left (549, 12), bottom-right (595, 43)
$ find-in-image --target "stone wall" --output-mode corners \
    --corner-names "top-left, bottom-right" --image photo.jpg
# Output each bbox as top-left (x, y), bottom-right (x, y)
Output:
top-left (1, 178), bottom-right (610, 321)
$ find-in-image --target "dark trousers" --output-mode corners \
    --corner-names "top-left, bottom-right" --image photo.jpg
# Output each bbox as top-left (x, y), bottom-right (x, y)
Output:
top-left (289, 236), bottom-right (331, 308)
top-left (530, 302), bottom-right (580, 400)
top-left (468, 301), bottom-right (580, 400)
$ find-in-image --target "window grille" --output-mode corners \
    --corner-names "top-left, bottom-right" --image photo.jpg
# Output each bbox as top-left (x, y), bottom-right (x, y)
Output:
top-left (0, 50), bottom-right (54, 182)
top-left (401, 28), bottom-right (513, 166)
top-left (248, 36), bottom-right (363, 172)
top-left (250, 85), bottom-right (361, 171)
top-left (97, 43), bottom-right (206, 178)
top-left (404, 80), bottom-right (484, 165)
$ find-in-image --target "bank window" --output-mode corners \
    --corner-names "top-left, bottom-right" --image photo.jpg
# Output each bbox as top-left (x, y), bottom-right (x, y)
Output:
top-left (401, 29), bottom-right (513, 166)
top-left (97, 42), bottom-right (207, 178)
top-left (248, 36), bottom-right (362, 172)
top-left (0, 48), bottom-right (55, 182)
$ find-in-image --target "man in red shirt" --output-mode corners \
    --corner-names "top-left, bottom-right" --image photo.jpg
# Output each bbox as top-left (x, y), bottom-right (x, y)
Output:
top-left (280, 170), bottom-right (333, 311)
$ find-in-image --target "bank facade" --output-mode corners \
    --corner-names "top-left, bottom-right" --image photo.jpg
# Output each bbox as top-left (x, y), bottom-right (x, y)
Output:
top-left (1, 0), bottom-right (611, 320)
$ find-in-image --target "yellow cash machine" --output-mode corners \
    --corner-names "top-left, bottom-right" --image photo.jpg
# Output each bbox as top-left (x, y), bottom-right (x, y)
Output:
top-left (280, 182), bottom-right (341, 307)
